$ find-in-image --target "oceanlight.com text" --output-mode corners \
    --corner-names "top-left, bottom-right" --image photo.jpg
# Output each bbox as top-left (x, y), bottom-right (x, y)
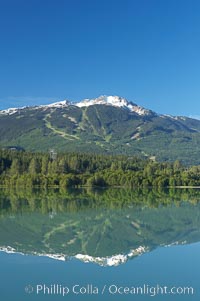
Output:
top-left (108, 284), bottom-right (194, 296)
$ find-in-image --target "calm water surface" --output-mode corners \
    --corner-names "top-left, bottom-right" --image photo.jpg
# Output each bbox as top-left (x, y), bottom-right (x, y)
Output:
top-left (0, 188), bottom-right (200, 301)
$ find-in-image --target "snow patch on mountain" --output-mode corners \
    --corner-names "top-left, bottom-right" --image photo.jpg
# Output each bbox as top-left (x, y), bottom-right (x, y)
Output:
top-left (76, 95), bottom-right (152, 116)
top-left (0, 100), bottom-right (70, 115)
top-left (38, 100), bottom-right (70, 109)
top-left (0, 107), bottom-right (26, 115)
top-left (0, 246), bottom-right (66, 261)
top-left (75, 246), bottom-right (147, 266)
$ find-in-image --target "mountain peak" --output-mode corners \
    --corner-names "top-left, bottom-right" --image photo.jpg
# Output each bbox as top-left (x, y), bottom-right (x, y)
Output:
top-left (76, 95), bottom-right (153, 116)
top-left (39, 100), bottom-right (70, 109)
top-left (0, 100), bottom-right (70, 115)
top-left (77, 95), bottom-right (130, 107)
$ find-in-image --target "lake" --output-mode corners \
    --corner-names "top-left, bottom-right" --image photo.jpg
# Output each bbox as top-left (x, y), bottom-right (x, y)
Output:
top-left (0, 188), bottom-right (200, 300)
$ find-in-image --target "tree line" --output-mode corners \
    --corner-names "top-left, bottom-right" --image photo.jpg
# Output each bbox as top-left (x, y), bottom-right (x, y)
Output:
top-left (0, 149), bottom-right (200, 187)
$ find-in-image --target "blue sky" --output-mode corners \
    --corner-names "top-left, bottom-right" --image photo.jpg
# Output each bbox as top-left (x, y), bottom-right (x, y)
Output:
top-left (0, 0), bottom-right (200, 116)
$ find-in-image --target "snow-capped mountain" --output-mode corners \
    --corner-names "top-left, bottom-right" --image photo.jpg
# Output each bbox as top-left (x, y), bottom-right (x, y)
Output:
top-left (0, 95), bottom-right (153, 116)
top-left (76, 95), bottom-right (153, 116)
top-left (1, 95), bottom-right (200, 164)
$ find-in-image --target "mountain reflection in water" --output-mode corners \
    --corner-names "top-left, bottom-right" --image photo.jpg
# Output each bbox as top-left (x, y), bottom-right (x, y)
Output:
top-left (0, 188), bottom-right (200, 266)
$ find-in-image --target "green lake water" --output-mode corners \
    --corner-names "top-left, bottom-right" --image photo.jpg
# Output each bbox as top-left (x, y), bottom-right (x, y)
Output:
top-left (0, 188), bottom-right (200, 300)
